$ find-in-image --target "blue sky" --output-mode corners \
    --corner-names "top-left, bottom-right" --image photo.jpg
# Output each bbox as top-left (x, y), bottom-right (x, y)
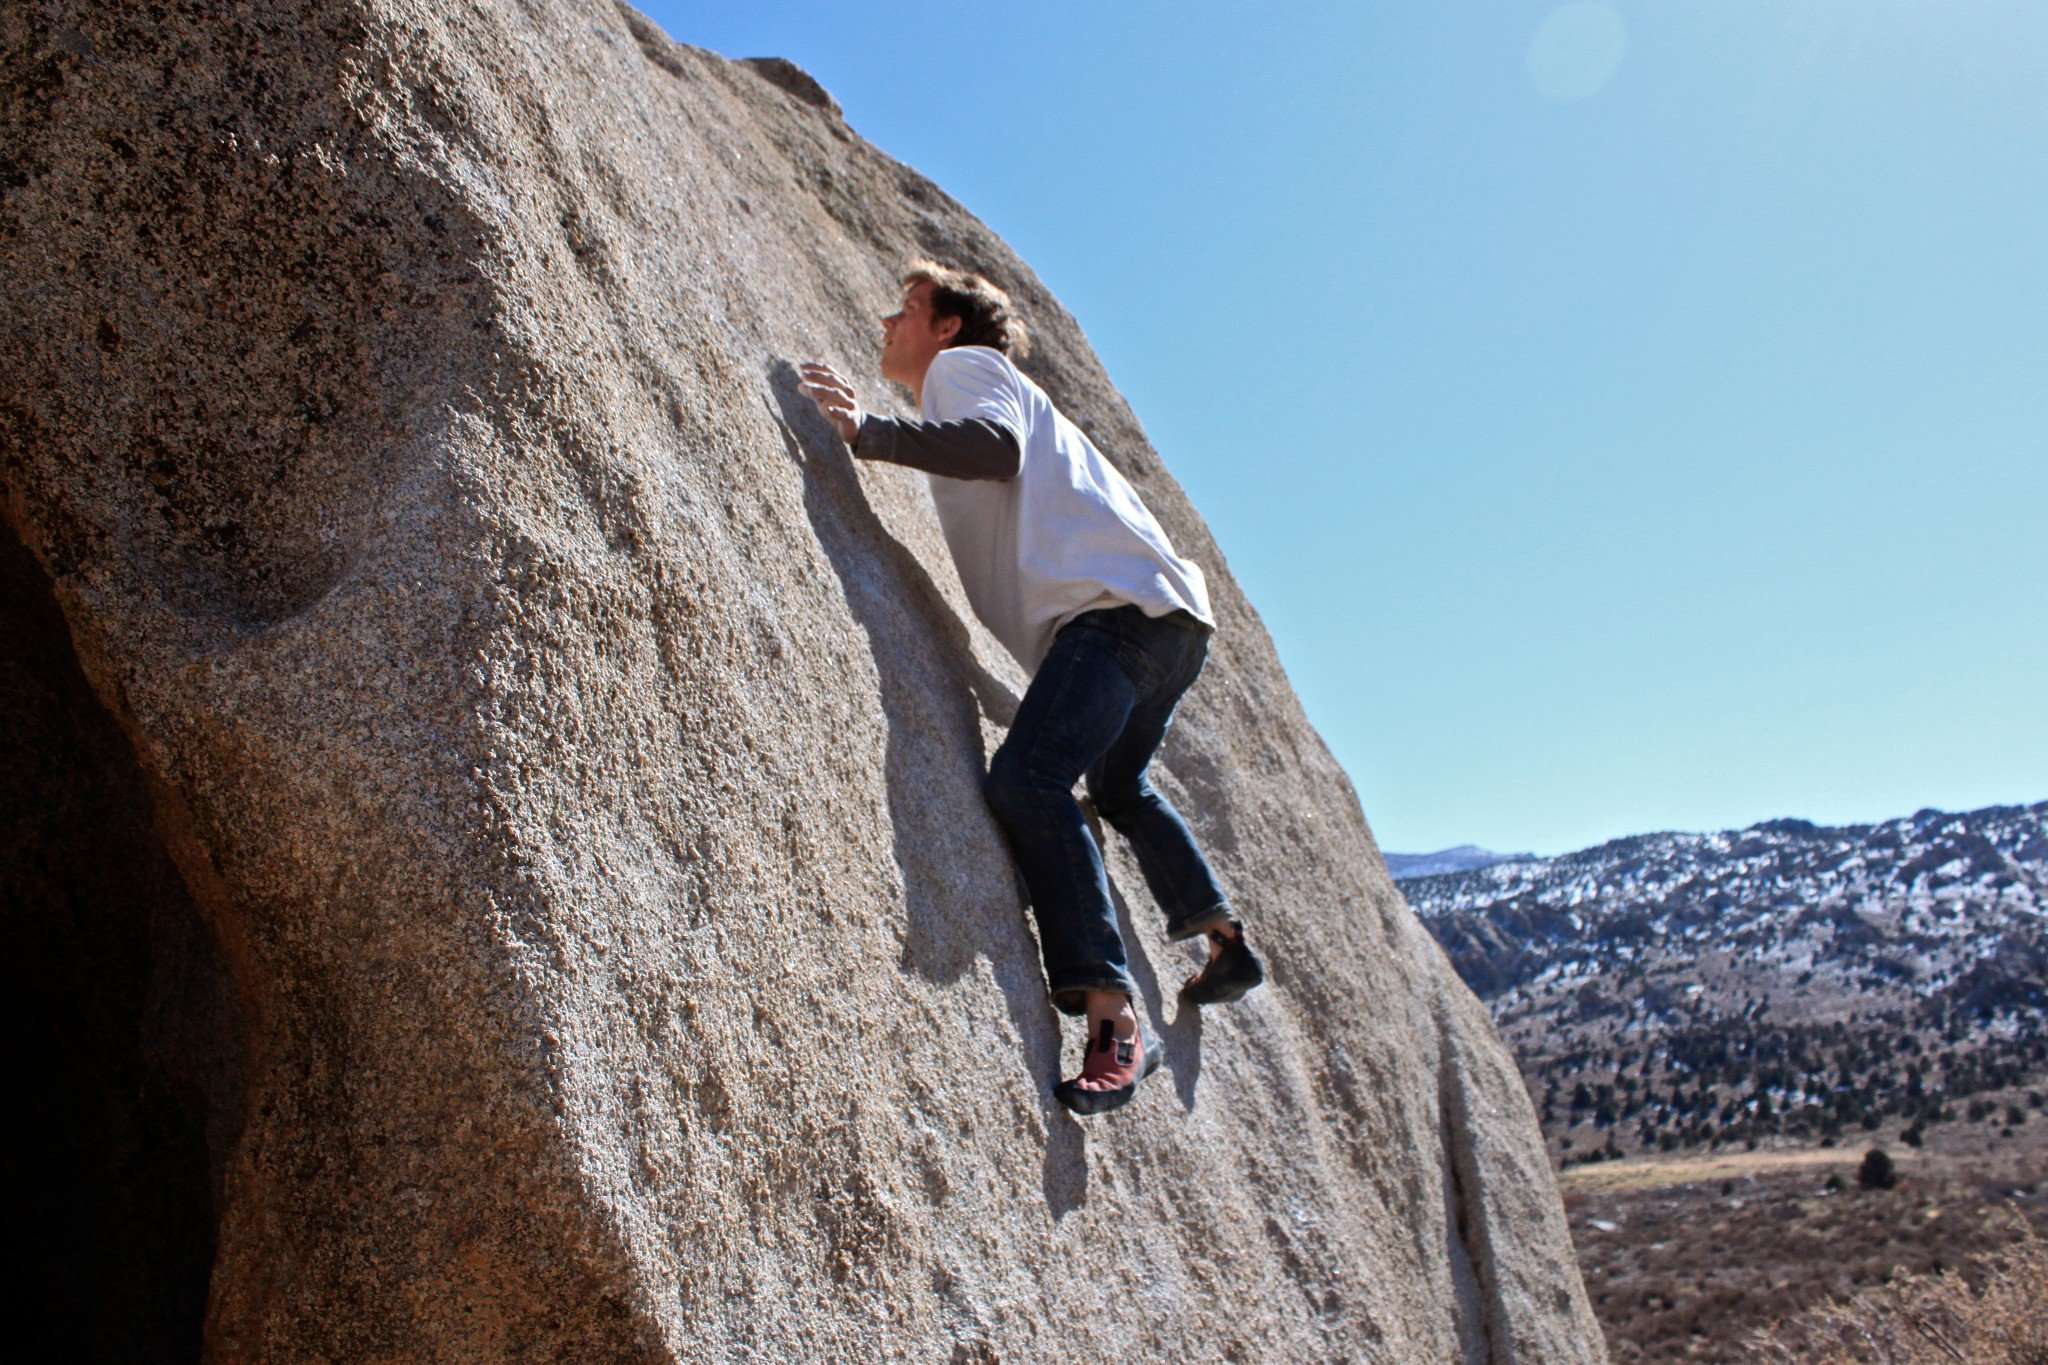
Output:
top-left (651, 2), bottom-right (2047, 856)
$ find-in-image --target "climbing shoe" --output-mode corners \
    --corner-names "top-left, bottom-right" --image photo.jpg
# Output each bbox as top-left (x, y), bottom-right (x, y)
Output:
top-left (1054, 1017), bottom-right (1161, 1117)
top-left (1181, 923), bottom-right (1264, 1006)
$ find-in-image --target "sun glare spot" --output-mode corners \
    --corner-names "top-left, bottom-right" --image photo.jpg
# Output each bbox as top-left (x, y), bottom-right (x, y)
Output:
top-left (1527, 3), bottom-right (1628, 103)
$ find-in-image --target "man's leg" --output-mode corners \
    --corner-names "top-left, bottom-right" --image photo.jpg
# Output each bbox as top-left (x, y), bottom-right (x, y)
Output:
top-left (1083, 619), bottom-right (1231, 939)
top-left (983, 614), bottom-right (1145, 1019)
top-left (1086, 616), bottom-right (1264, 1003)
top-left (984, 616), bottom-right (1167, 1111)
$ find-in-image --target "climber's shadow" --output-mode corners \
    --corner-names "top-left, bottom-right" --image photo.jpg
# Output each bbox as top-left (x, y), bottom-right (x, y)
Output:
top-left (767, 360), bottom-right (1206, 1201)
top-left (768, 362), bottom-right (1096, 1200)
top-left (765, 362), bottom-right (1018, 971)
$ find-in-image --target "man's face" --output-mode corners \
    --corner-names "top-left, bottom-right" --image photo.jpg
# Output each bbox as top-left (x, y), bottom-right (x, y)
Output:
top-left (879, 280), bottom-right (958, 386)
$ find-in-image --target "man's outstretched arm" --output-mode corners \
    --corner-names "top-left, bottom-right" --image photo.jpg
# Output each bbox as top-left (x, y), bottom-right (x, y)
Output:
top-left (853, 413), bottom-right (1020, 481)
top-left (799, 360), bottom-right (1020, 482)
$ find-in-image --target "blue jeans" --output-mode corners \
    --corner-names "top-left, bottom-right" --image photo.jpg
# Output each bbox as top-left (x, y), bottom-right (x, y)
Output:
top-left (984, 605), bottom-right (1233, 1016)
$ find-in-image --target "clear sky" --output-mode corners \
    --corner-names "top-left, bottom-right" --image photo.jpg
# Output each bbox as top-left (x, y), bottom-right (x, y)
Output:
top-left (648, 2), bottom-right (2047, 857)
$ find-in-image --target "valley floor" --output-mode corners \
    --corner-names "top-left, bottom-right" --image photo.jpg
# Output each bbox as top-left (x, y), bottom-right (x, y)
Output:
top-left (1561, 1116), bottom-right (2048, 1362)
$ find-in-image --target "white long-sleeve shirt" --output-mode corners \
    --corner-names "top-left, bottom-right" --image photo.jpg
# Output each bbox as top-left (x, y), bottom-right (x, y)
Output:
top-left (857, 345), bottom-right (1212, 673)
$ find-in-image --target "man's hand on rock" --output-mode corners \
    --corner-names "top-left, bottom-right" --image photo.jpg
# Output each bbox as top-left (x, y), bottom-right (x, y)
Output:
top-left (798, 362), bottom-right (864, 447)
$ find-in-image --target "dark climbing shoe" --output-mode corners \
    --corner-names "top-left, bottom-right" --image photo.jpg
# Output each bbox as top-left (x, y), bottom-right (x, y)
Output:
top-left (1181, 924), bottom-right (1264, 1005)
top-left (1055, 1017), bottom-right (1162, 1117)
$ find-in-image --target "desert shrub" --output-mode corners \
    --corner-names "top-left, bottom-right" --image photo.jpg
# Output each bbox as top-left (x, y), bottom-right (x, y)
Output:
top-left (1859, 1149), bottom-right (1899, 1191)
top-left (1748, 1225), bottom-right (2048, 1364)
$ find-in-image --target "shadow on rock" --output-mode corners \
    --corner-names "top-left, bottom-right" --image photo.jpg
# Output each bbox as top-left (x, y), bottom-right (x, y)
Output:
top-left (766, 360), bottom-right (1094, 1199)
top-left (765, 359), bottom-right (1214, 1202)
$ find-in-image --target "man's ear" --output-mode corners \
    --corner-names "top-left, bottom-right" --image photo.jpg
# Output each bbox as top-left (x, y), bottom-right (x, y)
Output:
top-left (933, 312), bottom-right (963, 345)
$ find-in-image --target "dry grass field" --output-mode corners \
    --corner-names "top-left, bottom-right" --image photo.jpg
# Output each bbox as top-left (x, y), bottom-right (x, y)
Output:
top-left (1563, 1146), bottom-right (1870, 1195)
top-left (1748, 1225), bottom-right (2048, 1363)
top-left (1562, 1113), bottom-right (2048, 1362)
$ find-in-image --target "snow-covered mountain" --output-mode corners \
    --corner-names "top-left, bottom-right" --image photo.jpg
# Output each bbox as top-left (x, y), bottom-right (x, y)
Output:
top-left (1407, 802), bottom-right (2046, 1016)
top-left (1384, 844), bottom-right (1533, 880)
top-left (1405, 801), bottom-right (2048, 1157)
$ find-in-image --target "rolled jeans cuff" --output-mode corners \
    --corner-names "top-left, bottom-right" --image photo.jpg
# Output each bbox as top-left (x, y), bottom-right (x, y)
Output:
top-left (1165, 901), bottom-right (1234, 943)
top-left (1047, 969), bottom-right (1141, 1017)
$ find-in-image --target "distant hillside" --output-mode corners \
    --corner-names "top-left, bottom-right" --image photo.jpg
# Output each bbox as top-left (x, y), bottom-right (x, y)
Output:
top-left (1384, 844), bottom-right (1532, 880)
top-left (1405, 801), bottom-right (2048, 1162)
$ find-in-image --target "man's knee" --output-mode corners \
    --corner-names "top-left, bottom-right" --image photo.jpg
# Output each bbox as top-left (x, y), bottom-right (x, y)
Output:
top-left (983, 748), bottom-right (1047, 824)
top-left (1086, 772), bottom-right (1153, 830)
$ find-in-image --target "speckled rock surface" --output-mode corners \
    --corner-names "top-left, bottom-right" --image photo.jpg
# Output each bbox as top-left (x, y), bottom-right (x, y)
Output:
top-left (1, 3), bottom-right (1603, 1360)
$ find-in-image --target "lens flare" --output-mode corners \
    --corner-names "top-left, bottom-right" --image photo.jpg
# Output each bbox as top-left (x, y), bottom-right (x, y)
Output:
top-left (1527, 3), bottom-right (1628, 102)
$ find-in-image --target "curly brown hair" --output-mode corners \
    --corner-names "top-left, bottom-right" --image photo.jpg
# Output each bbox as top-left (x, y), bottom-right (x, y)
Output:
top-left (901, 259), bottom-right (1032, 358)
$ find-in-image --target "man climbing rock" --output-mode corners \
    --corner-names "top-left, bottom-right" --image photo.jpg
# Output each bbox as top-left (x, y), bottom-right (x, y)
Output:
top-left (800, 261), bottom-right (1264, 1117)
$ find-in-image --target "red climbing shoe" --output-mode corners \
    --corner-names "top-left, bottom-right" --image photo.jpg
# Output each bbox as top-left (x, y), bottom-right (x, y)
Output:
top-left (1054, 1017), bottom-right (1162, 1117)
